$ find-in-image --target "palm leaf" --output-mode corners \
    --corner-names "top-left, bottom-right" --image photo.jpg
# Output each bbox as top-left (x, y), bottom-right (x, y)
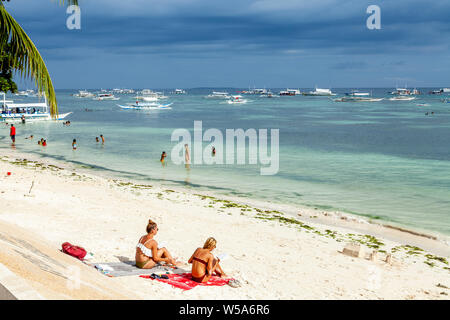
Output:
top-left (0, 1), bottom-right (79, 118)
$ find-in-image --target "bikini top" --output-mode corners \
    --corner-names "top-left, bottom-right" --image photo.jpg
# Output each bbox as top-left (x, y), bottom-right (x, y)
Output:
top-left (192, 256), bottom-right (208, 266)
top-left (136, 237), bottom-right (153, 258)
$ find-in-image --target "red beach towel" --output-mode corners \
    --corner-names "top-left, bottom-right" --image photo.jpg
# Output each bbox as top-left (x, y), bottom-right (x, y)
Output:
top-left (139, 273), bottom-right (230, 290)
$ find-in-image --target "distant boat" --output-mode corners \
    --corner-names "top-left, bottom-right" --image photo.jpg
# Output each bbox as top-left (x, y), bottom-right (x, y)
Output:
top-left (1, 92), bottom-right (71, 122)
top-left (117, 102), bottom-right (173, 110)
top-left (205, 91), bottom-right (231, 99)
top-left (279, 89), bottom-right (301, 96)
top-left (388, 96), bottom-right (416, 101)
top-left (390, 87), bottom-right (419, 95)
top-left (345, 90), bottom-right (370, 97)
top-left (174, 89), bottom-right (186, 94)
top-left (334, 97), bottom-right (383, 102)
top-left (74, 90), bottom-right (95, 98)
top-left (93, 93), bottom-right (120, 101)
top-left (302, 88), bottom-right (336, 96)
top-left (227, 95), bottom-right (248, 104)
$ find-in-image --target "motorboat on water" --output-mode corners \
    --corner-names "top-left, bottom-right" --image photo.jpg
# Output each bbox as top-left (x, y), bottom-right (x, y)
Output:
top-left (227, 95), bottom-right (248, 104)
top-left (1, 92), bottom-right (72, 122)
top-left (136, 89), bottom-right (167, 102)
top-left (345, 90), bottom-right (370, 97)
top-left (279, 89), bottom-right (301, 96)
top-left (302, 88), bottom-right (336, 96)
top-left (93, 93), bottom-right (120, 101)
top-left (388, 96), bottom-right (416, 101)
top-left (390, 88), bottom-right (420, 95)
top-left (205, 91), bottom-right (231, 99)
top-left (174, 89), bottom-right (186, 94)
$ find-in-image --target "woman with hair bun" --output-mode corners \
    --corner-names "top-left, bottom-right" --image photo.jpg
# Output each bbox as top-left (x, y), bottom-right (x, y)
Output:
top-left (188, 237), bottom-right (227, 283)
top-left (135, 219), bottom-right (180, 269)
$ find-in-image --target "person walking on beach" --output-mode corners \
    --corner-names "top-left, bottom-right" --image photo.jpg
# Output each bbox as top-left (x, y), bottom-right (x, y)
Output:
top-left (9, 124), bottom-right (16, 144)
top-left (188, 237), bottom-right (227, 283)
top-left (72, 139), bottom-right (77, 150)
top-left (135, 219), bottom-right (181, 269)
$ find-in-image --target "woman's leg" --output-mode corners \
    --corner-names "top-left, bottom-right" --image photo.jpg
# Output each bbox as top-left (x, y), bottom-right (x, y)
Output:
top-left (137, 259), bottom-right (156, 269)
top-left (156, 247), bottom-right (180, 266)
top-left (214, 262), bottom-right (227, 278)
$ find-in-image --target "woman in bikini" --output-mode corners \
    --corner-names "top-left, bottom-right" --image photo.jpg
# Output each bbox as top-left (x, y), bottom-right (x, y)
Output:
top-left (188, 237), bottom-right (227, 283)
top-left (135, 219), bottom-right (180, 269)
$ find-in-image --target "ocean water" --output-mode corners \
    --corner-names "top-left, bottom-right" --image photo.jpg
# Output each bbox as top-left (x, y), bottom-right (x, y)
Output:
top-left (2, 88), bottom-right (450, 236)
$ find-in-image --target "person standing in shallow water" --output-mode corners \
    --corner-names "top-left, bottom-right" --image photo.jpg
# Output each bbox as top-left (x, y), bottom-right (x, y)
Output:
top-left (72, 139), bottom-right (77, 150)
top-left (184, 144), bottom-right (190, 170)
top-left (100, 134), bottom-right (105, 144)
top-left (9, 124), bottom-right (16, 144)
top-left (160, 151), bottom-right (167, 166)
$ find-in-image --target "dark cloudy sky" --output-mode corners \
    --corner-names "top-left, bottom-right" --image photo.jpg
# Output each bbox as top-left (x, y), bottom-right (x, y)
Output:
top-left (5, 0), bottom-right (450, 88)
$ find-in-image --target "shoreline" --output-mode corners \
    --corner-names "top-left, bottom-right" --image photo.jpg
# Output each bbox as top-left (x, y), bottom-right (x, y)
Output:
top-left (0, 148), bottom-right (449, 299)
top-left (1, 146), bottom-right (449, 251)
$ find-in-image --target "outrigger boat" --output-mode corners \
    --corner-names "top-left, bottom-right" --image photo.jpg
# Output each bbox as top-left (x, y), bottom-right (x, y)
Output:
top-left (333, 96), bottom-right (384, 102)
top-left (117, 102), bottom-right (173, 110)
top-left (1, 92), bottom-right (72, 122)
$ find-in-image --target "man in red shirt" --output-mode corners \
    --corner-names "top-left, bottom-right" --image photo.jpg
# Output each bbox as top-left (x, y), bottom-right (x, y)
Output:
top-left (10, 124), bottom-right (16, 144)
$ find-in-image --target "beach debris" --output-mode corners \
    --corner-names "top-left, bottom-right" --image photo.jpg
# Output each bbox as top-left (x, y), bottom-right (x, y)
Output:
top-left (370, 250), bottom-right (378, 262)
top-left (228, 279), bottom-right (242, 288)
top-left (6, 172), bottom-right (11, 176)
top-left (385, 254), bottom-right (392, 264)
top-left (436, 283), bottom-right (449, 290)
top-left (342, 243), bottom-right (365, 258)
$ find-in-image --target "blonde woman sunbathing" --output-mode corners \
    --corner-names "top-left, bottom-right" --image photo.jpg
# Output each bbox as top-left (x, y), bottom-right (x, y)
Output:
top-left (188, 237), bottom-right (227, 283)
top-left (135, 219), bottom-right (180, 269)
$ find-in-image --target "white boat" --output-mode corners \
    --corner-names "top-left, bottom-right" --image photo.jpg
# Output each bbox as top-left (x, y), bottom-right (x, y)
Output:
top-left (389, 96), bottom-right (416, 101)
top-left (174, 89), bottom-right (186, 94)
top-left (74, 90), bottom-right (95, 98)
top-left (279, 89), bottom-right (301, 96)
top-left (227, 95), bottom-right (248, 104)
top-left (442, 88), bottom-right (450, 93)
top-left (346, 90), bottom-right (370, 96)
top-left (117, 102), bottom-right (173, 110)
top-left (334, 96), bottom-right (383, 102)
top-left (136, 90), bottom-right (167, 102)
top-left (390, 88), bottom-right (419, 95)
top-left (1, 92), bottom-right (72, 122)
top-left (244, 88), bottom-right (268, 95)
top-left (93, 93), bottom-right (120, 101)
top-left (302, 88), bottom-right (336, 96)
top-left (205, 91), bottom-right (231, 99)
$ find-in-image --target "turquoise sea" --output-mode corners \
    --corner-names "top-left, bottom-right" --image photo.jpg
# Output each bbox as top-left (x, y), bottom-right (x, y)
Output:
top-left (1, 88), bottom-right (450, 236)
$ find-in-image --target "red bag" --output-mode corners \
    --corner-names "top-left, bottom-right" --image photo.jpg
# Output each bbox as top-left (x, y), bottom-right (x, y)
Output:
top-left (62, 242), bottom-right (87, 260)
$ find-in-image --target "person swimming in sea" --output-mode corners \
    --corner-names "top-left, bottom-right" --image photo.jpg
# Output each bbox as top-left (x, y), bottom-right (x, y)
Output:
top-left (212, 146), bottom-right (216, 157)
top-left (96, 137), bottom-right (99, 143)
top-left (188, 237), bottom-right (227, 283)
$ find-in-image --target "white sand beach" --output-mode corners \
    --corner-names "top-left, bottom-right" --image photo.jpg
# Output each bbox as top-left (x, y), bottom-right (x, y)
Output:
top-left (0, 150), bottom-right (449, 300)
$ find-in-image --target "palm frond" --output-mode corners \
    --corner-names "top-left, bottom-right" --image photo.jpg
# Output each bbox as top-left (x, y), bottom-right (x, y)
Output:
top-left (0, 5), bottom-right (58, 118)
